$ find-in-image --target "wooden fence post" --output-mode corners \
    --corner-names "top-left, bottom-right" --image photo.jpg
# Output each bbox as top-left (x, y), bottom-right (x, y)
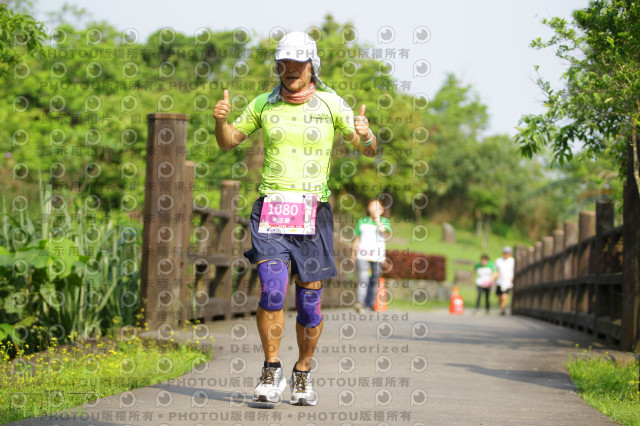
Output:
top-left (533, 241), bottom-right (542, 285)
top-left (622, 137), bottom-right (640, 353)
top-left (179, 160), bottom-right (195, 324)
top-left (542, 236), bottom-right (554, 282)
top-left (541, 236), bottom-right (554, 315)
top-left (563, 221), bottom-right (578, 321)
top-left (552, 230), bottom-right (564, 282)
top-left (563, 221), bottom-right (578, 279)
top-left (514, 245), bottom-right (526, 284)
top-left (527, 247), bottom-right (535, 310)
top-left (534, 242), bottom-right (543, 310)
top-left (217, 180), bottom-right (240, 320)
top-left (141, 113), bottom-right (189, 330)
top-left (551, 230), bottom-right (564, 315)
top-left (578, 211), bottom-right (596, 277)
top-left (513, 245), bottom-right (527, 313)
top-left (576, 211), bottom-right (596, 331)
top-left (594, 200), bottom-right (614, 326)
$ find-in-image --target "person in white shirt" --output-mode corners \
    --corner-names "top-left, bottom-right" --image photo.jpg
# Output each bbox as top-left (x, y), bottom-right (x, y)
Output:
top-left (351, 200), bottom-right (391, 312)
top-left (493, 246), bottom-right (515, 315)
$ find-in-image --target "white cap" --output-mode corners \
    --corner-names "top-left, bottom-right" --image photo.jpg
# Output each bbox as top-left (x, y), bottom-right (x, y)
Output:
top-left (267, 31), bottom-right (335, 102)
top-left (502, 246), bottom-right (512, 253)
top-left (274, 32), bottom-right (320, 75)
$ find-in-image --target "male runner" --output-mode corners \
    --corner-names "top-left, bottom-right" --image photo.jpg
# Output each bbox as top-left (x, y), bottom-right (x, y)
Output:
top-left (214, 31), bottom-right (376, 406)
top-left (494, 246), bottom-right (515, 315)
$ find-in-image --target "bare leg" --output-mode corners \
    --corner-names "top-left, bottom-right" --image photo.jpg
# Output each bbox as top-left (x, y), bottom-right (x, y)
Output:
top-left (256, 306), bottom-right (284, 363)
top-left (294, 279), bottom-right (323, 371)
top-left (255, 259), bottom-right (286, 363)
top-left (499, 293), bottom-right (509, 313)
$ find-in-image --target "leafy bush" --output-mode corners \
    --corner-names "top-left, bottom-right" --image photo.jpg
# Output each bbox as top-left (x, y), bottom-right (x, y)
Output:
top-left (0, 178), bottom-right (142, 357)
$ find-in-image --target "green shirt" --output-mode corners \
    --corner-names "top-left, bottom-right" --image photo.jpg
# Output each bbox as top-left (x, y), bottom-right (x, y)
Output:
top-left (475, 261), bottom-right (496, 287)
top-left (232, 91), bottom-right (356, 202)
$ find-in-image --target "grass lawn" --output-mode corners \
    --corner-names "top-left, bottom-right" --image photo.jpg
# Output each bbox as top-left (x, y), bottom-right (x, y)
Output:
top-left (375, 219), bottom-right (529, 310)
top-left (385, 219), bottom-right (531, 282)
top-left (567, 351), bottom-right (640, 425)
top-left (0, 333), bottom-right (211, 424)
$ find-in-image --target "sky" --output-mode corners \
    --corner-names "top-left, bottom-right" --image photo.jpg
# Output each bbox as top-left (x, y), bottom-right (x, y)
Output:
top-left (33, 0), bottom-right (590, 137)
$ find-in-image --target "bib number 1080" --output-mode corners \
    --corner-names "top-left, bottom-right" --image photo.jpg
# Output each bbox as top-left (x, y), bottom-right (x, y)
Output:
top-left (258, 193), bottom-right (318, 235)
top-left (268, 203), bottom-right (299, 216)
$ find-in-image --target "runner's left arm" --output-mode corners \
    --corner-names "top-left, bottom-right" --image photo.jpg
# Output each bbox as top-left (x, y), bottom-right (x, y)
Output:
top-left (346, 104), bottom-right (377, 157)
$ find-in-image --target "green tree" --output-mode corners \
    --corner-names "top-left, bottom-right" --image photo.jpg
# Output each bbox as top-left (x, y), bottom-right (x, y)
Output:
top-left (0, 10), bottom-right (597, 241)
top-left (516, 0), bottom-right (640, 197)
top-left (424, 74), bottom-right (489, 200)
top-left (0, 3), bottom-right (47, 76)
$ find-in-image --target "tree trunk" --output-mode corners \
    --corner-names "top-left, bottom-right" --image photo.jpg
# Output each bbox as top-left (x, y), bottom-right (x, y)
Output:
top-left (632, 129), bottom-right (640, 201)
top-left (482, 217), bottom-right (492, 251)
top-left (623, 134), bottom-right (640, 392)
top-left (475, 209), bottom-right (483, 237)
top-left (414, 206), bottom-right (423, 225)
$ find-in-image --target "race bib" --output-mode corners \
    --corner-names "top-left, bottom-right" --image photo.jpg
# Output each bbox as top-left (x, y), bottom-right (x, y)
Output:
top-left (258, 193), bottom-right (318, 235)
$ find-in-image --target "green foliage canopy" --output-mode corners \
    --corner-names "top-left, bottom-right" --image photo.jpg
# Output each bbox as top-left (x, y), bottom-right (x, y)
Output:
top-left (0, 3), bottom-right (47, 76)
top-left (0, 8), bottom-right (613, 239)
top-left (516, 0), bottom-right (640, 196)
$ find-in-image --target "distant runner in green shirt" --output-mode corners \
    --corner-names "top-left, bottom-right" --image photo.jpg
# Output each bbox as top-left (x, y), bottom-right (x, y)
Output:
top-left (475, 254), bottom-right (495, 314)
top-left (214, 31), bottom-right (376, 406)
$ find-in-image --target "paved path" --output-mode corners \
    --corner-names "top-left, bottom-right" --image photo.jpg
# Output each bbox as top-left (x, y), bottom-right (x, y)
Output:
top-left (11, 308), bottom-right (631, 426)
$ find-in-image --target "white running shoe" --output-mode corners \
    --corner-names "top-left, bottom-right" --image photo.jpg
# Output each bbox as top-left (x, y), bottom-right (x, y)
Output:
top-left (290, 370), bottom-right (317, 406)
top-left (253, 365), bottom-right (286, 403)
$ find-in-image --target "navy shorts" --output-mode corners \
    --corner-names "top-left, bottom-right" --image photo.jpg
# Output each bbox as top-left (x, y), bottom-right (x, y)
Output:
top-left (244, 197), bottom-right (338, 282)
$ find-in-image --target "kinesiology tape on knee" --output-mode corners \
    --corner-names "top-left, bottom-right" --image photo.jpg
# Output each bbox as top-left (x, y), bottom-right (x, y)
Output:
top-left (257, 260), bottom-right (289, 311)
top-left (295, 284), bottom-right (323, 328)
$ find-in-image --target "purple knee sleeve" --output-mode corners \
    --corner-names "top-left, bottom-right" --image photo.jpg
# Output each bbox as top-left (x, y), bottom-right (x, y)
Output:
top-left (258, 260), bottom-right (288, 311)
top-left (295, 285), bottom-right (323, 328)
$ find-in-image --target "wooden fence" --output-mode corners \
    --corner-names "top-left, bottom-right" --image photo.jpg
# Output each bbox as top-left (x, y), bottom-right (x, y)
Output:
top-left (140, 113), bottom-right (353, 329)
top-left (513, 198), bottom-right (638, 351)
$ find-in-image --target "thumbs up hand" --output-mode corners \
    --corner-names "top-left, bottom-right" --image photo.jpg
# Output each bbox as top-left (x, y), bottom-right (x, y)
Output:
top-left (213, 89), bottom-right (231, 120)
top-left (354, 104), bottom-right (371, 139)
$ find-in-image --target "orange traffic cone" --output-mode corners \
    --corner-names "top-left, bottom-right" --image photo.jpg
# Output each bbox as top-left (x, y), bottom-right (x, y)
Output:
top-left (374, 277), bottom-right (387, 312)
top-left (449, 285), bottom-right (464, 314)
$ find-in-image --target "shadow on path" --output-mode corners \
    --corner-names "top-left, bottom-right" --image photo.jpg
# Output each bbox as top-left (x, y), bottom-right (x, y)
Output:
top-left (445, 363), bottom-right (577, 391)
top-left (148, 383), bottom-right (236, 403)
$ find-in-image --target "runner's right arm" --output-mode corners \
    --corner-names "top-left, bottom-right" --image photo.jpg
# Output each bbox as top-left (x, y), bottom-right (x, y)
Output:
top-left (214, 90), bottom-right (248, 151)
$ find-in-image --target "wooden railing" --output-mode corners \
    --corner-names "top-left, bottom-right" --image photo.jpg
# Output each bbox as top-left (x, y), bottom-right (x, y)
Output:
top-left (180, 178), bottom-right (248, 322)
top-left (513, 200), bottom-right (625, 344)
top-left (515, 138), bottom-right (640, 354)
